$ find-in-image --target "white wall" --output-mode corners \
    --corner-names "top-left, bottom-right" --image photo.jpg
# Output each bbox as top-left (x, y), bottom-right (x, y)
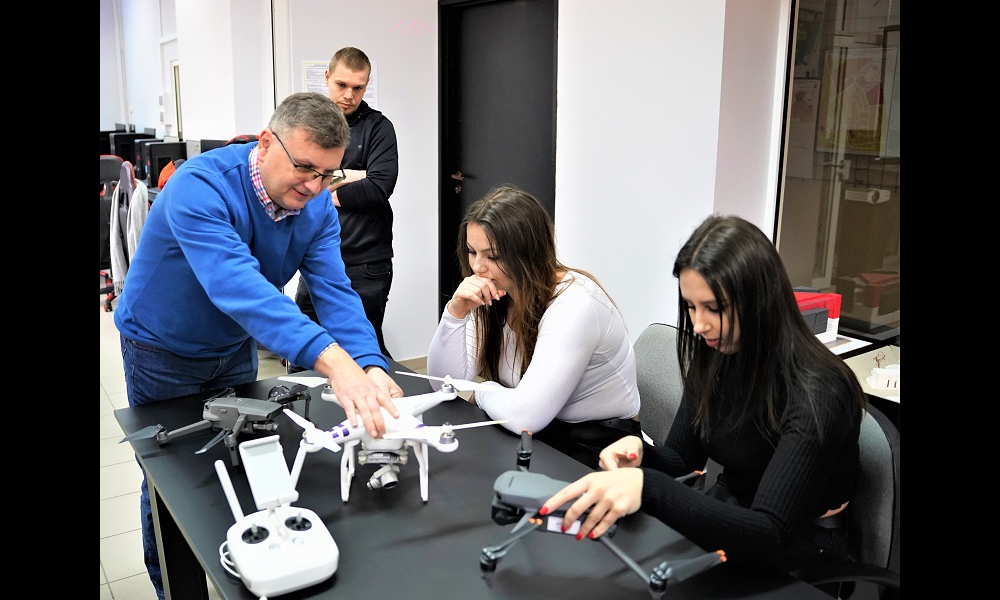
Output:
top-left (556, 0), bottom-right (726, 339)
top-left (99, 0), bottom-right (125, 130)
top-left (714, 0), bottom-right (791, 236)
top-left (270, 0), bottom-right (441, 361)
top-left (101, 0), bottom-right (791, 360)
top-left (114, 0), bottom-right (163, 133)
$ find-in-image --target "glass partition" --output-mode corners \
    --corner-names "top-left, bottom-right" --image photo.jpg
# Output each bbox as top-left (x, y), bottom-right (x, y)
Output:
top-left (777, 0), bottom-right (900, 345)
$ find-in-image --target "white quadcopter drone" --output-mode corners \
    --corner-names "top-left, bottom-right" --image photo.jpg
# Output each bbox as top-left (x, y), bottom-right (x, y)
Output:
top-left (283, 372), bottom-right (508, 503)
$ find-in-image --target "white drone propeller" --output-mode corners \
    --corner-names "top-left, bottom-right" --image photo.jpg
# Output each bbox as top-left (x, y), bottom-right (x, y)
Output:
top-left (394, 371), bottom-right (509, 394)
top-left (382, 419), bottom-right (508, 443)
top-left (283, 409), bottom-right (342, 453)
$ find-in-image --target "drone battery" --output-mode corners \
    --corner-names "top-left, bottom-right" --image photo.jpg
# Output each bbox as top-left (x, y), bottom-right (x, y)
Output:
top-left (542, 512), bottom-right (618, 538)
top-left (543, 514), bottom-right (582, 535)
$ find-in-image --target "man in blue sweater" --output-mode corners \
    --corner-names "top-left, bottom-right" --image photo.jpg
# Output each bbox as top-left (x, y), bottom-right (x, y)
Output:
top-left (114, 92), bottom-right (403, 599)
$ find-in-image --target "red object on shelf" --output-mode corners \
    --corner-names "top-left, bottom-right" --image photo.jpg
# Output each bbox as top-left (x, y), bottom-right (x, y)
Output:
top-left (794, 292), bottom-right (841, 319)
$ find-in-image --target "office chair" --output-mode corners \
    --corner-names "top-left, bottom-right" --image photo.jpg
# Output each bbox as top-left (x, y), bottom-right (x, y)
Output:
top-left (109, 161), bottom-right (149, 299)
top-left (634, 322), bottom-right (722, 490)
top-left (100, 155), bottom-right (124, 312)
top-left (635, 323), bottom-right (684, 445)
top-left (793, 404), bottom-right (900, 599)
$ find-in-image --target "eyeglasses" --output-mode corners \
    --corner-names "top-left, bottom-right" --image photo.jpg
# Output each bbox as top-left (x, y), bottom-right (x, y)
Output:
top-left (270, 130), bottom-right (346, 186)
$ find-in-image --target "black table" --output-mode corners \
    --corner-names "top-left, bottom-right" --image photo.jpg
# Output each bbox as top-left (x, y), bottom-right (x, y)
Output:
top-left (116, 362), bottom-right (828, 600)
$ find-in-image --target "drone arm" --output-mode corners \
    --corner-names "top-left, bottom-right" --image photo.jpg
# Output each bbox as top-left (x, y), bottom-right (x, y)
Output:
top-left (597, 535), bottom-right (652, 585)
top-left (652, 550), bottom-right (727, 584)
top-left (270, 384), bottom-right (311, 405)
top-left (482, 514), bottom-right (543, 561)
top-left (160, 419), bottom-right (213, 443)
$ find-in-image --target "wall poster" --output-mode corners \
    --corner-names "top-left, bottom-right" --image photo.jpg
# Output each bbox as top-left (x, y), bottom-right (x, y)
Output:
top-left (816, 47), bottom-right (898, 156)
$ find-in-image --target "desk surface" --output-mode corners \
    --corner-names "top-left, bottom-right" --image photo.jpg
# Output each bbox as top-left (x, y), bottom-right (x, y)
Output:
top-left (116, 364), bottom-right (828, 600)
top-left (824, 334), bottom-right (871, 357)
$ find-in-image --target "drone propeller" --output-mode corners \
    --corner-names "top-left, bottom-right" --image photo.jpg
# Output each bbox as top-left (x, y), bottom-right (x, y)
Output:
top-left (120, 424), bottom-right (164, 443)
top-left (382, 419), bottom-right (508, 442)
top-left (393, 371), bottom-right (509, 394)
top-left (282, 409), bottom-right (342, 453)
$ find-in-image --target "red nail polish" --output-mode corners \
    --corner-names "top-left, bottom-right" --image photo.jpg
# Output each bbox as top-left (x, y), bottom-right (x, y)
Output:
top-left (539, 506), bottom-right (549, 516)
top-left (575, 532), bottom-right (583, 541)
top-left (560, 524), bottom-right (567, 532)
top-left (588, 532), bottom-right (596, 539)
top-left (628, 453), bottom-right (637, 460)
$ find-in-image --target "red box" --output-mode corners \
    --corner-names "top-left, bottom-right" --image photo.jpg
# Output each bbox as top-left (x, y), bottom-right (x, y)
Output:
top-left (794, 292), bottom-right (841, 319)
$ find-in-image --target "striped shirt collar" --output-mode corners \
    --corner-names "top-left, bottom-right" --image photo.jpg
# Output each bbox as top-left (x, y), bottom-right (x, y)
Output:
top-left (249, 145), bottom-right (301, 222)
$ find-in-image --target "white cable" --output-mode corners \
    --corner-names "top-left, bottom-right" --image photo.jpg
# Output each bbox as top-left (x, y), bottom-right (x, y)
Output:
top-left (218, 541), bottom-right (242, 580)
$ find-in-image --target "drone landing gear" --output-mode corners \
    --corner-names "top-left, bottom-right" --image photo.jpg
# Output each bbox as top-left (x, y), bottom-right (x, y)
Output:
top-left (479, 514), bottom-right (543, 580)
top-left (341, 439), bottom-right (432, 502)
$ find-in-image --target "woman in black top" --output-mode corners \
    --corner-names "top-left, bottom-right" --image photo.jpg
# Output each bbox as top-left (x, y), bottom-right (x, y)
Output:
top-left (542, 215), bottom-right (866, 573)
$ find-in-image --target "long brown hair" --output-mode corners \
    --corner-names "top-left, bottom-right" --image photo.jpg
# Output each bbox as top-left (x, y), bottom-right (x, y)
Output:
top-left (456, 185), bottom-right (606, 381)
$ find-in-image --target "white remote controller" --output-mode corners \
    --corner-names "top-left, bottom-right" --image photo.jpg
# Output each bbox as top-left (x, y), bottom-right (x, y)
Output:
top-left (224, 504), bottom-right (339, 598)
top-left (215, 435), bottom-right (338, 598)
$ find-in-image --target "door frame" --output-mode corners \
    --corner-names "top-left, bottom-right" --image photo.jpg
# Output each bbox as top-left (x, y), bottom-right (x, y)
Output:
top-left (437, 0), bottom-right (559, 314)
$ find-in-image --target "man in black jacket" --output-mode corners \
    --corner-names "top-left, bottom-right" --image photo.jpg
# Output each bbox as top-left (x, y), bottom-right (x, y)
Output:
top-left (293, 47), bottom-right (399, 362)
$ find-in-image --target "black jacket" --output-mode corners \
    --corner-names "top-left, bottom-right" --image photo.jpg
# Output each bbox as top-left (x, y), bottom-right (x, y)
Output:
top-left (337, 101), bottom-right (399, 265)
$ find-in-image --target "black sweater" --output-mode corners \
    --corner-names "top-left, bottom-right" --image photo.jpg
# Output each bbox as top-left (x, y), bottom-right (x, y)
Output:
top-left (336, 101), bottom-right (399, 266)
top-left (639, 373), bottom-right (860, 567)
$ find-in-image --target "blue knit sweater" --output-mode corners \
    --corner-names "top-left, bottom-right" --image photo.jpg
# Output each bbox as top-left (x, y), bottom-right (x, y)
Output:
top-left (114, 142), bottom-right (386, 372)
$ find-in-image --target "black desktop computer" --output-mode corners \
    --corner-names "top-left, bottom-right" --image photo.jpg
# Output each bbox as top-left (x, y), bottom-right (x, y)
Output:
top-left (100, 128), bottom-right (125, 155)
top-left (134, 138), bottom-right (164, 183)
top-left (144, 142), bottom-right (188, 189)
top-left (199, 139), bottom-right (229, 154)
top-left (109, 132), bottom-right (156, 167)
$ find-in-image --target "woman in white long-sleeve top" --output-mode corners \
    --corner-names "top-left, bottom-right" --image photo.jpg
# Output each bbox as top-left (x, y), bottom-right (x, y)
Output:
top-left (426, 184), bottom-right (640, 468)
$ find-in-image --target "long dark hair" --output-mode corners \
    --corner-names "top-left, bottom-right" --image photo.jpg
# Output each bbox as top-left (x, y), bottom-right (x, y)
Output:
top-left (456, 185), bottom-right (604, 381)
top-left (673, 215), bottom-right (865, 440)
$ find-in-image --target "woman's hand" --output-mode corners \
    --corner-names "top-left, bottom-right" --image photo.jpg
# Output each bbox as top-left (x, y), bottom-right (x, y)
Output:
top-left (447, 275), bottom-right (506, 319)
top-left (540, 469), bottom-right (644, 541)
top-left (599, 435), bottom-right (644, 470)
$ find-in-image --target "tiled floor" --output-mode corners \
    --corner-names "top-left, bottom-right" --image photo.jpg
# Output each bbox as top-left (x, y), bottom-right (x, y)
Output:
top-left (100, 297), bottom-right (296, 600)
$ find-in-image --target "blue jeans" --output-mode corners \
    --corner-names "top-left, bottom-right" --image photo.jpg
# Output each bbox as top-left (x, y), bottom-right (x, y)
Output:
top-left (120, 336), bottom-right (258, 599)
top-left (293, 259), bottom-right (393, 360)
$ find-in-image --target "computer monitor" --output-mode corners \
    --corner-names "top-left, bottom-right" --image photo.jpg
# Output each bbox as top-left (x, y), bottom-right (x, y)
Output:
top-left (109, 132), bottom-right (156, 167)
top-left (100, 130), bottom-right (120, 155)
top-left (199, 139), bottom-right (229, 153)
top-left (144, 142), bottom-right (188, 189)
top-left (134, 139), bottom-right (164, 183)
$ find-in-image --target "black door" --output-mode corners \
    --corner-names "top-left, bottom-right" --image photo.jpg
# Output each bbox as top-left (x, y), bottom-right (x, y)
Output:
top-left (439, 0), bottom-right (558, 314)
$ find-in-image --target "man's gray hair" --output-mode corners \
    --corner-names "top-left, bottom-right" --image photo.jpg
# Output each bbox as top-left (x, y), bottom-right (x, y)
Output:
top-left (268, 92), bottom-right (349, 149)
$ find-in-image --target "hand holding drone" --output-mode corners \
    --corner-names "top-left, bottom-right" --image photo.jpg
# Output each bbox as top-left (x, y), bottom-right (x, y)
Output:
top-left (481, 431), bottom-right (726, 598)
top-left (282, 375), bottom-right (506, 502)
